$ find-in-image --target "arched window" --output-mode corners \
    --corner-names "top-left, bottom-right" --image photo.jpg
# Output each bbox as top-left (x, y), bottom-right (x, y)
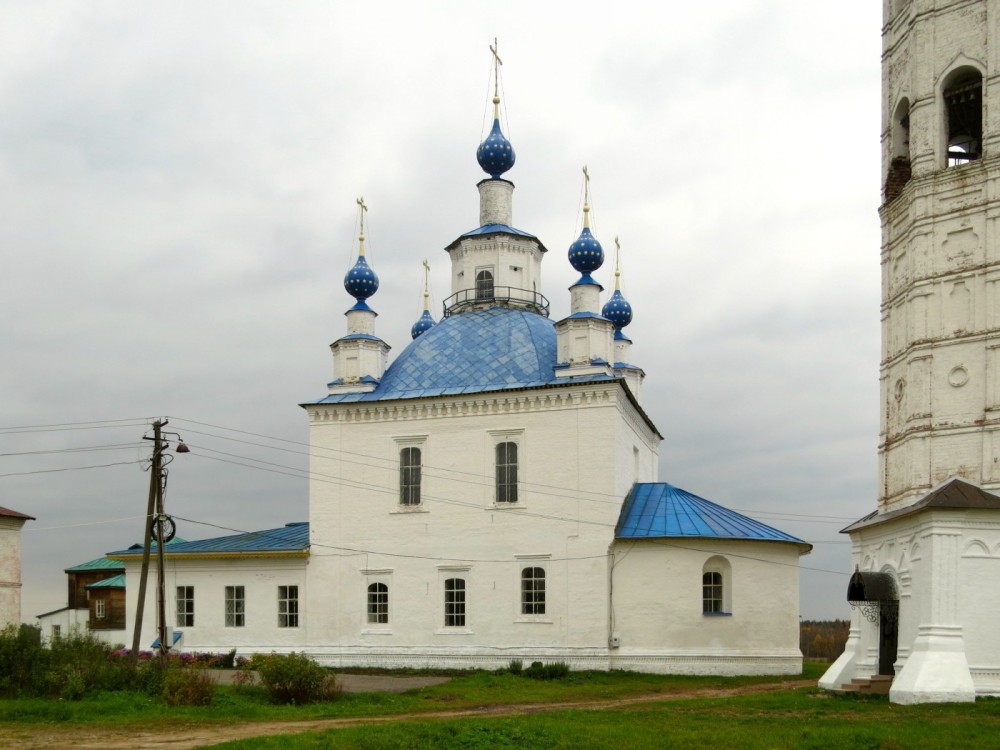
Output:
top-left (521, 567), bottom-right (545, 615)
top-left (496, 442), bottom-right (518, 503)
top-left (943, 67), bottom-right (983, 166)
top-left (476, 269), bottom-right (494, 300)
top-left (444, 578), bottom-right (466, 627)
top-left (399, 447), bottom-right (421, 505)
top-left (367, 582), bottom-right (388, 624)
top-left (702, 556), bottom-right (732, 615)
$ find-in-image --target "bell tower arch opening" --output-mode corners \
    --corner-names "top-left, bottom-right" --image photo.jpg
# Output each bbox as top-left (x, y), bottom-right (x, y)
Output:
top-left (941, 66), bottom-right (983, 167)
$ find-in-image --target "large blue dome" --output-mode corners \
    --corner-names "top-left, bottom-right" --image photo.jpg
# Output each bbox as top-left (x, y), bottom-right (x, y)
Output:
top-left (378, 308), bottom-right (556, 398)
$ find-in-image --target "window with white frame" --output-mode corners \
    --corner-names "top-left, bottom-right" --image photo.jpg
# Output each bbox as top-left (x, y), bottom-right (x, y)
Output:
top-left (367, 582), bottom-right (389, 624)
top-left (475, 269), bottom-right (494, 300)
top-left (95, 598), bottom-right (106, 619)
top-left (444, 578), bottom-right (466, 627)
top-left (399, 446), bottom-right (421, 505)
top-left (703, 572), bottom-right (723, 613)
top-left (278, 585), bottom-right (298, 628)
top-left (521, 567), bottom-right (545, 615)
top-left (495, 441), bottom-right (518, 503)
top-left (225, 585), bottom-right (245, 627)
top-left (176, 585), bottom-right (194, 627)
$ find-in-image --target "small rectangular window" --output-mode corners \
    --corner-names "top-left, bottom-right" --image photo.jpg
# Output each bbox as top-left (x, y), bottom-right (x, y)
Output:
top-left (278, 585), bottom-right (299, 628)
top-left (367, 582), bottom-right (389, 624)
top-left (95, 599), bottom-right (106, 619)
top-left (400, 447), bottom-right (421, 505)
top-left (444, 578), bottom-right (466, 627)
top-left (496, 442), bottom-right (518, 503)
top-left (176, 586), bottom-right (194, 627)
top-left (521, 567), bottom-right (545, 615)
top-left (225, 585), bottom-right (245, 627)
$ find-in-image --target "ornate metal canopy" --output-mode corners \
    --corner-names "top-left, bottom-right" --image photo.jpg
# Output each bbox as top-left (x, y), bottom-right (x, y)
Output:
top-left (847, 568), bottom-right (899, 625)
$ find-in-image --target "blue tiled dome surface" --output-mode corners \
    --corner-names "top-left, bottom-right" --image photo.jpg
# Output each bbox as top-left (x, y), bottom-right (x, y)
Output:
top-left (311, 307), bottom-right (614, 404)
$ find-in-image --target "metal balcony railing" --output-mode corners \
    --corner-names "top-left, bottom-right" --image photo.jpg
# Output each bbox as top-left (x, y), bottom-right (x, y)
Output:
top-left (442, 286), bottom-right (550, 318)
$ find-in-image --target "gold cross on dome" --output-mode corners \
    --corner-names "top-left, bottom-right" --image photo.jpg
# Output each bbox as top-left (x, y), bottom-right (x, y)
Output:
top-left (356, 196), bottom-right (369, 253)
top-left (490, 38), bottom-right (503, 102)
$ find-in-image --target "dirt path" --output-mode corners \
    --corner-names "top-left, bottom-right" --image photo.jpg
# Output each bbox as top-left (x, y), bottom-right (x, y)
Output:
top-left (0, 679), bottom-right (815, 750)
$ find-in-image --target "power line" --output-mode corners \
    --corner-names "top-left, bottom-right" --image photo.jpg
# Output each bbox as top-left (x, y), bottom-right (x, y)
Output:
top-left (0, 418), bottom-right (151, 434)
top-left (0, 460), bottom-right (143, 478)
top-left (0, 413), bottom-right (865, 525)
top-left (169, 417), bottom-right (859, 523)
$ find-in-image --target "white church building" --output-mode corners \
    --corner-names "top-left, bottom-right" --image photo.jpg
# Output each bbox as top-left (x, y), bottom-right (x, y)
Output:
top-left (110, 69), bottom-right (811, 675)
top-left (820, 0), bottom-right (1000, 703)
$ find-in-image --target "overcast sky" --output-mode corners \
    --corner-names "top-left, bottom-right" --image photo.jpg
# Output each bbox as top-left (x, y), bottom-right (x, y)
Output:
top-left (3, 1), bottom-right (883, 623)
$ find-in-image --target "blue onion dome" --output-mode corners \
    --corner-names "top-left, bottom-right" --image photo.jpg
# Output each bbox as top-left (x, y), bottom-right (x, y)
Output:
top-left (568, 225), bottom-right (604, 274)
top-left (477, 97), bottom-right (516, 178)
top-left (602, 288), bottom-right (633, 331)
top-left (411, 309), bottom-right (435, 339)
top-left (344, 253), bottom-right (379, 301)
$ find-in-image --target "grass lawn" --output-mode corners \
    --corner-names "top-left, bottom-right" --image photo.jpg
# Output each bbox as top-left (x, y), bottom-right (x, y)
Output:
top-left (0, 664), bottom-right (823, 728)
top-left (206, 691), bottom-right (1000, 750)
top-left (3, 663), bottom-right (998, 749)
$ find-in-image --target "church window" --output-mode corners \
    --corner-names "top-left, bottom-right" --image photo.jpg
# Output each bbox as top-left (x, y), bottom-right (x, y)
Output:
top-left (521, 567), bottom-right (545, 615)
top-left (702, 556), bottom-right (732, 615)
top-left (943, 68), bottom-right (983, 167)
top-left (444, 578), bottom-right (466, 627)
top-left (225, 585), bottom-right (245, 627)
top-left (176, 586), bottom-right (194, 627)
top-left (496, 441), bottom-right (518, 503)
top-left (95, 598), bottom-right (106, 619)
top-left (399, 447), bottom-right (422, 505)
top-left (278, 585), bottom-right (298, 628)
top-left (367, 582), bottom-right (389, 624)
top-left (703, 572), bottom-right (723, 613)
top-left (476, 269), bottom-right (494, 300)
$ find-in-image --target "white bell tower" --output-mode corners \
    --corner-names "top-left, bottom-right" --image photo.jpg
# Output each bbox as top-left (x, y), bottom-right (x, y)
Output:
top-left (878, 0), bottom-right (999, 511)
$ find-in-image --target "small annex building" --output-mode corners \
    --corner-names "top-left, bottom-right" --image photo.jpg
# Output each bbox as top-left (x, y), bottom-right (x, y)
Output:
top-left (113, 70), bottom-right (811, 675)
top-left (36, 555), bottom-right (126, 643)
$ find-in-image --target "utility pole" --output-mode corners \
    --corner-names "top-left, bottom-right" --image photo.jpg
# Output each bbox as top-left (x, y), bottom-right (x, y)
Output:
top-left (129, 419), bottom-right (186, 668)
top-left (130, 420), bottom-right (162, 665)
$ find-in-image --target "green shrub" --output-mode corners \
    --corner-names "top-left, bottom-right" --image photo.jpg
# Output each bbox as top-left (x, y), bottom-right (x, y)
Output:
top-left (134, 660), bottom-right (168, 697)
top-left (161, 668), bottom-right (215, 706)
top-left (508, 659), bottom-right (523, 675)
top-left (0, 624), bottom-right (45, 697)
top-left (255, 652), bottom-right (339, 704)
top-left (523, 661), bottom-right (570, 680)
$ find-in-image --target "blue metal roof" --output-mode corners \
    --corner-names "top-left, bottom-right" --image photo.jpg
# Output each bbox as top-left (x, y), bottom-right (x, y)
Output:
top-left (308, 307), bottom-right (619, 405)
top-left (447, 223), bottom-right (542, 250)
top-left (615, 483), bottom-right (808, 546)
top-left (111, 523), bottom-right (309, 557)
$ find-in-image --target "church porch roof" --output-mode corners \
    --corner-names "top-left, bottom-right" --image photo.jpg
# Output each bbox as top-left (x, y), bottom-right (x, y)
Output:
top-left (615, 482), bottom-right (810, 550)
top-left (841, 478), bottom-right (1000, 533)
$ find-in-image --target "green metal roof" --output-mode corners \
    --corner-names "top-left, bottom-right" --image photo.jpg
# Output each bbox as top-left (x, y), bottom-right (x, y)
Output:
top-left (85, 574), bottom-right (125, 589)
top-left (65, 556), bottom-right (125, 573)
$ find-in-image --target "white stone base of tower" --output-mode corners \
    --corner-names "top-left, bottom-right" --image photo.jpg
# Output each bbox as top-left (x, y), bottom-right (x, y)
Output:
top-left (817, 625), bottom-right (862, 690)
top-left (889, 625), bottom-right (975, 704)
